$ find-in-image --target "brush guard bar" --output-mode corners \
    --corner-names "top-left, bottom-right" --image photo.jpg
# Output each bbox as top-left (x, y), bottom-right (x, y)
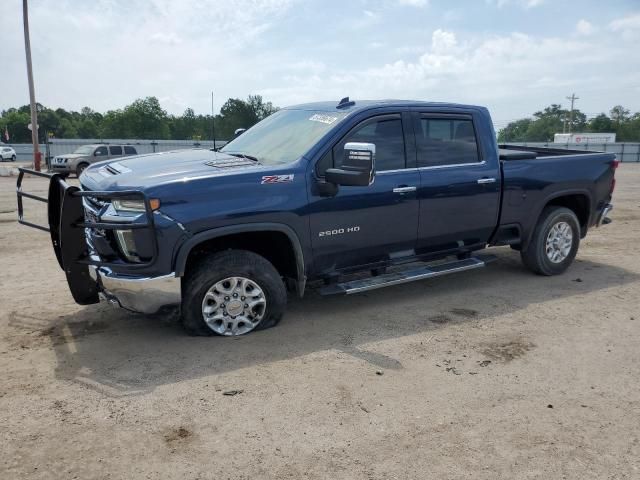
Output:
top-left (16, 168), bottom-right (158, 305)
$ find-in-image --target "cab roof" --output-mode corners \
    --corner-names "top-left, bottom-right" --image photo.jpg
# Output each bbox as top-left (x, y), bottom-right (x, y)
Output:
top-left (284, 99), bottom-right (485, 113)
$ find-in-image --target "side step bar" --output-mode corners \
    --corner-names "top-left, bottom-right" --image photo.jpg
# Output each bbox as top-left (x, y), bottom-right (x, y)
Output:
top-left (319, 255), bottom-right (497, 296)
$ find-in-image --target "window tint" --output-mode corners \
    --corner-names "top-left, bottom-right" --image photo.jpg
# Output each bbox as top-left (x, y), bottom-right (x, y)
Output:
top-left (416, 118), bottom-right (480, 167)
top-left (330, 117), bottom-right (405, 172)
top-left (94, 146), bottom-right (108, 156)
top-left (109, 146), bottom-right (123, 155)
top-left (124, 146), bottom-right (137, 155)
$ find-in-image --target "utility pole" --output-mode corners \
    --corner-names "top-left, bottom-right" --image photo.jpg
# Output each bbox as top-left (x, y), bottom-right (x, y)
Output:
top-left (22, 0), bottom-right (41, 171)
top-left (566, 93), bottom-right (579, 134)
top-left (211, 91), bottom-right (216, 150)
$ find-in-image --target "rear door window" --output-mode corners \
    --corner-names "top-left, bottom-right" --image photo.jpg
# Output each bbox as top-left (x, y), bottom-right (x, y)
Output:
top-left (124, 146), bottom-right (137, 155)
top-left (415, 117), bottom-right (480, 167)
top-left (109, 146), bottom-right (123, 156)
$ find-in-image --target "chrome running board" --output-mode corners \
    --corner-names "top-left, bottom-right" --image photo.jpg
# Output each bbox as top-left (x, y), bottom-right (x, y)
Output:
top-left (319, 255), bottom-right (496, 296)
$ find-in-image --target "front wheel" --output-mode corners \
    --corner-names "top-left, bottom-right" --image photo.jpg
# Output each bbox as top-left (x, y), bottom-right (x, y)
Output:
top-left (520, 206), bottom-right (580, 276)
top-left (181, 250), bottom-right (287, 336)
top-left (11, 155), bottom-right (16, 162)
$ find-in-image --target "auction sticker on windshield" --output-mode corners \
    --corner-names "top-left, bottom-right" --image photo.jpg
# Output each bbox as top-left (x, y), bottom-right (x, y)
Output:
top-left (309, 114), bottom-right (339, 124)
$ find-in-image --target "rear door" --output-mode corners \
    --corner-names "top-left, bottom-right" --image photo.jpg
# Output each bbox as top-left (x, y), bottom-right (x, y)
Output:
top-left (309, 113), bottom-right (421, 274)
top-left (413, 112), bottom-right (501, 254)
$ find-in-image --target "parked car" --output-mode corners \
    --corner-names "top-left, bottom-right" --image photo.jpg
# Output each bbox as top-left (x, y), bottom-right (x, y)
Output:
top-left (50, 144), bottom-right (138, 177)
top-left (17, 99), bottom-right (616, 337)
top-left (0, 146), bottom-right (16, 161)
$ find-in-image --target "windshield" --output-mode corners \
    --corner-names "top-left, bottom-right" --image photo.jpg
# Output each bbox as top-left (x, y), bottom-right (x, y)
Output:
top-left (221, 109), bottom-right (348, 165)
top-left (73, 146), bottom-right (95, 155)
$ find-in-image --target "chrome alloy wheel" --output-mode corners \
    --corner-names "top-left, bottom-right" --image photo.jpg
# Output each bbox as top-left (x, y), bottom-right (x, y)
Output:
top-left (201, 276), bottom-right (267, 335)
top-left (545, 221), bottom-right (573, 263)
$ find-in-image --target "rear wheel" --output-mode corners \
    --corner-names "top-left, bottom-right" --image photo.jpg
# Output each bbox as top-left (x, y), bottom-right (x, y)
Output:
top-left (11, 155), bottom-right (16, 162)
top-left (181, 250), bottom-right (287, 336)
top-left (76, 162), bottom-right (89, 177)
top-left (520, 206), bottom-right (580, 275)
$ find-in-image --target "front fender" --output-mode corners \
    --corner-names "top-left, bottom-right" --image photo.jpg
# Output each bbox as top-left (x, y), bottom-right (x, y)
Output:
top-left (173, 222), bottom-right (307, 295)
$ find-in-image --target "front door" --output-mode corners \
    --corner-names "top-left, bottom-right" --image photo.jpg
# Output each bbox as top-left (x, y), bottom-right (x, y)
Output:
top-left (413, 113), bottom-right (501, 254)
top-left (308, 113), bottom-right (421, 275)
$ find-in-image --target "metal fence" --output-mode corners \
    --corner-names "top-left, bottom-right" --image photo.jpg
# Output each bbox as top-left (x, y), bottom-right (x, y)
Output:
top-left (3, 138), bottom-right (228, 163)
top-left (505, 142), bottom-right (640, 162)
top-left (6, 139), bottom-right (640, 164)
top-left (46, 138), bottom-right (228, 159)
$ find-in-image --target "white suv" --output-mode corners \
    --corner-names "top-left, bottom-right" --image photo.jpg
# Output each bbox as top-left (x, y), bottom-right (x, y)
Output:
top-left (0, 146), bottom-right (16, 161)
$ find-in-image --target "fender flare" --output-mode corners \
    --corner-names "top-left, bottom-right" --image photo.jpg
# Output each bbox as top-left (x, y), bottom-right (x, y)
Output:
top-left (173, 223), bottom-right (307, 295)
top-left (524, 188), bottom-right (592, 249)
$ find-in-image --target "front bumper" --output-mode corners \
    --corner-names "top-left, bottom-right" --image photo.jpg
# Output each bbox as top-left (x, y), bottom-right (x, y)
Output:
top-left (89, 266), bottom-right (181, 314)
top-left (51, 164), bottom-right (73, 173)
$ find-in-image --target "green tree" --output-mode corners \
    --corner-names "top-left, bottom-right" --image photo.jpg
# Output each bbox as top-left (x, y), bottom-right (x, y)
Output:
top-left (497, 118), bottom-right (532, 142)
top-left (587, 114), bottom-right (613, 133)
top-left (122, 97), bottom-right (170, 139)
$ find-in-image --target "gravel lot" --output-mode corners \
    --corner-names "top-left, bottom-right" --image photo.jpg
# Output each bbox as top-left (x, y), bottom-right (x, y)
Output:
top-left (1, 166), bottom-right (639, 479)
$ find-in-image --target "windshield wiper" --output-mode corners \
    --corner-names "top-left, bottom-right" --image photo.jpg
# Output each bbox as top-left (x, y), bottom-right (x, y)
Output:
top-left (225, 152), bottom-right (260, 163)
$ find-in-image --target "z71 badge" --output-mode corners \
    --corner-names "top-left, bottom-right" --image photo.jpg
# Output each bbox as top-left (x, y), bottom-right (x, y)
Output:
top-left (261, 174), bottom-right (294, 184)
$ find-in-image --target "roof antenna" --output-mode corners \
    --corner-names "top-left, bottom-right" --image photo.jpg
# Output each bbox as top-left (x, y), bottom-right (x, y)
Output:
top-left (336, 96), bottom-right (355, 109)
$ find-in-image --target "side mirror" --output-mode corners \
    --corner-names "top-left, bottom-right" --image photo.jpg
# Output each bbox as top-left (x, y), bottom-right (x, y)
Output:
top-left (234, 128), bottom-right (246, 137)
top-left (325, 142), bottom-right (375, 187)
top-left (94, 150), bottom-right (102, 156)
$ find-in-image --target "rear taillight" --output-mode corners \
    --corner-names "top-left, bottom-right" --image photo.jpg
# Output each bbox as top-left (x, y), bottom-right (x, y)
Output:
top-left (609, 158), bottom-right (618, 194)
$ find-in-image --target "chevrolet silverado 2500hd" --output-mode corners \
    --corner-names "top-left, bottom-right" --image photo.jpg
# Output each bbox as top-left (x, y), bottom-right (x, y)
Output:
top-left (17, 98), bottom-right (616, 336)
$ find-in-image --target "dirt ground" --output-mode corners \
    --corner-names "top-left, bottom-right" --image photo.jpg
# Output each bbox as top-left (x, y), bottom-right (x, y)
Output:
top-left (1, 166), bottom-right (639, 480)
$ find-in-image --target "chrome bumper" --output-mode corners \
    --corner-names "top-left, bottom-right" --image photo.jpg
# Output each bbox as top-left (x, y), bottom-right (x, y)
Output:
top-left (597, 203), bottom-right (613, 227)
top-left (89, 266), bottom-right (181, 314)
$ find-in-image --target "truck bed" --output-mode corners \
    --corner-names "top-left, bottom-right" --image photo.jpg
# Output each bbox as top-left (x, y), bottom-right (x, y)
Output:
top-left (498, 149), bottom-right (616, 248)
top-left (498, 144), bottom-right (605, 160)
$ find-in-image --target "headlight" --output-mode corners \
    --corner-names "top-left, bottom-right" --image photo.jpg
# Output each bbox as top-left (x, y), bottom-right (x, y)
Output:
top-left (112, 198), bottom-right (160, 213)
top-left (112, 199), bottom-right (146, 213)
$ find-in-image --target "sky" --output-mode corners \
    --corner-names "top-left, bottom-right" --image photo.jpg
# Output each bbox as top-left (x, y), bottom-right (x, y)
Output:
top-left (2, 0), bottom-right (640, 129)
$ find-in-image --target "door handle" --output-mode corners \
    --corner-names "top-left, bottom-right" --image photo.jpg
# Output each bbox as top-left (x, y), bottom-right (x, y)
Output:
top-left (477, 178), bottom-right (496, 184)
top-left (393, 186), bottom-right (417, 193)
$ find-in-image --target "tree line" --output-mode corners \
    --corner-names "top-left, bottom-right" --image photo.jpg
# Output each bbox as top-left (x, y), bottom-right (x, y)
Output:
top-left (498, 105), bottom-right (640, 142)
top-left (0, 95), bottom-right (278, 143)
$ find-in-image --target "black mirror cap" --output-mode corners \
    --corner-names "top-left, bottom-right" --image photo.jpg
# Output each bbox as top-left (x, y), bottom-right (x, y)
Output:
top-left (325, 167), bottom-right (372, 187)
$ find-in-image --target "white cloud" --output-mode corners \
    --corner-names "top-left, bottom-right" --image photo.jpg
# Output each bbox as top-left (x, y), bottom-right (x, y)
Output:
top-left (260, 26), bottom-right (638, 127)
top-left (430, 29), bottom-right (458, 54)
top-left (486, 0), bottom-right (544, 8)
top-left (609, 13), bottom-right (640, 39)
top-left (576, 19), bottom-right (594, 36)
top-left (398, 0), bottom-right (428, 7)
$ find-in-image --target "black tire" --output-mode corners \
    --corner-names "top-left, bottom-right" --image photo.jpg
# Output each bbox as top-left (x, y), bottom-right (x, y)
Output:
top-left (76, 162), bottom-right (89, 177)
top-left (181, 250), bottom-right (287, 336)
top-left (11, 155), bottom-right (16, 162)
top-left (520, 206), bottom-right (580, 276)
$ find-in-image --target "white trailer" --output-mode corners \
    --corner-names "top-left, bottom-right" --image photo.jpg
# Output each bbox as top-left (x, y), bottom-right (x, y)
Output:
top-left (554, 133), bottom-right (616, 144)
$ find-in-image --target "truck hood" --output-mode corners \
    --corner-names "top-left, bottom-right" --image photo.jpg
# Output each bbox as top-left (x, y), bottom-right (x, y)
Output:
top-left (80, 149), bottom-right (264, 191)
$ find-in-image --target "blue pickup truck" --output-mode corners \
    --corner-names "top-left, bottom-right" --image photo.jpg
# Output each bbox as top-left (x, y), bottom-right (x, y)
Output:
top-left (17, 98), bottom-right (616, 336)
